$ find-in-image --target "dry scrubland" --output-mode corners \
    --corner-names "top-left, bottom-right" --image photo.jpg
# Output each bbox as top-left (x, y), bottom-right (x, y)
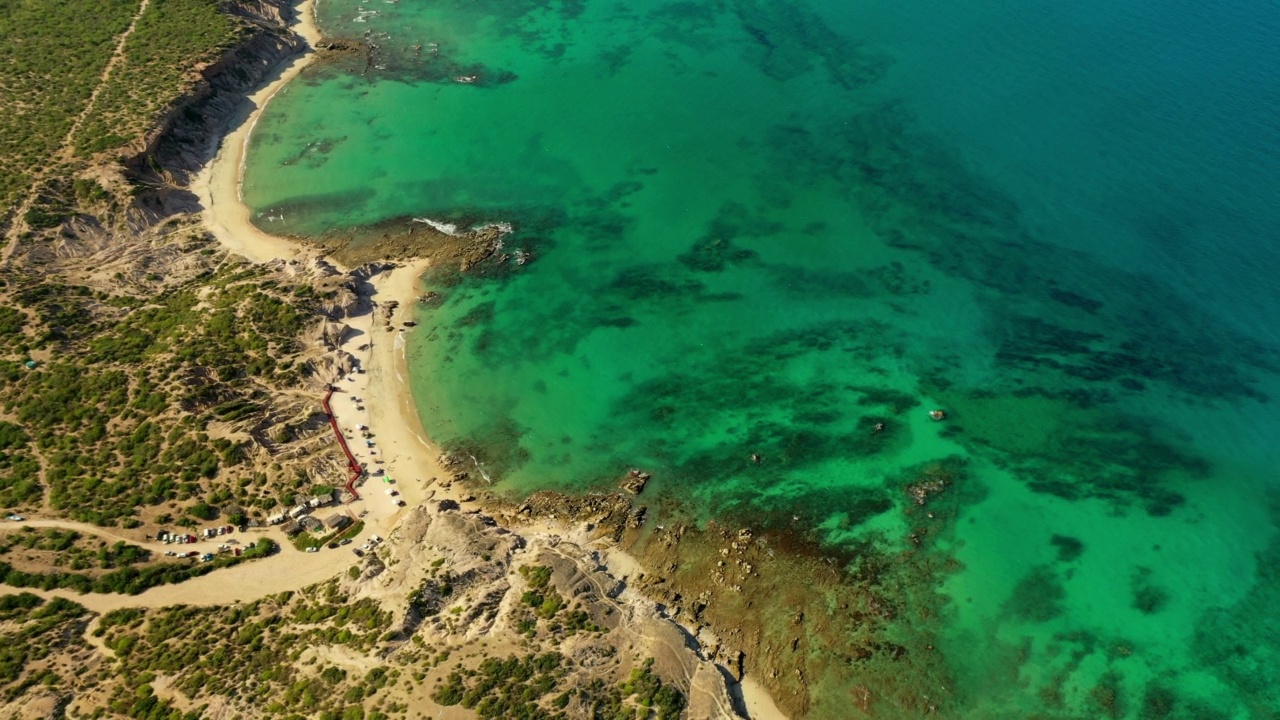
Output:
top-left (1, 0), bottom-right (243, 229)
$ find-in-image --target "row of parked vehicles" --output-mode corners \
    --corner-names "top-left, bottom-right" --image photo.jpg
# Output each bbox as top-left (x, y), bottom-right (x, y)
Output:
top-left (350, 534), bottom-right (383, 557)
top-left (156, 526), bottom-right (235, 544)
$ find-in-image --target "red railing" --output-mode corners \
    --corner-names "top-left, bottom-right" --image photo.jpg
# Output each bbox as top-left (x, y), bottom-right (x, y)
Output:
top-left (323, 385), bottom-right (362, 501)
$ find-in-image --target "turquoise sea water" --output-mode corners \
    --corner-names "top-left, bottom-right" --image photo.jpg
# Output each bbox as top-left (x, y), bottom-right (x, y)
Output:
top-left (243, 0), bottom-right (1280, 716)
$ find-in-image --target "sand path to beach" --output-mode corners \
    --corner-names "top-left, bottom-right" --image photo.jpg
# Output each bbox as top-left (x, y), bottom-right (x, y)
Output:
top-left (0, 523), bottom-right (342, 614)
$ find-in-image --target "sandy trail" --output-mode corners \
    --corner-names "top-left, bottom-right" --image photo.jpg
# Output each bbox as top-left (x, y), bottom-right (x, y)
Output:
top-left (59, 0), bottom-right (153, 162)
top-left (0, 518), bottom-right (186, 555)
top-left (0, 524), bottom-right (344, 614)
top-left (3, 0), bottom-right (152, 261)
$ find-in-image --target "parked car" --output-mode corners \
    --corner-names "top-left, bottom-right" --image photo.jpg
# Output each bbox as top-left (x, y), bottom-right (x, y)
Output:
top-left (5, 515), bottom-right (24, 522)
top-left (305, 546), bottom-right (319, 553)
top-left (164, 551), bottom-right (176, 557)
top-left (352, 548), bottom-right (364, 557)
top-left (339, 538), bottom-right (352, 546)
top-left (370, 535), bottom-right (383, 544)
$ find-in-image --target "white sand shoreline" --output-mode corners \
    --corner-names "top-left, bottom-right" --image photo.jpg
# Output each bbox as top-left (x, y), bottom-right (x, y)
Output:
top-left (192, 1), bottom-right (789, 717)
top-left (189, 0), bottom-right (321, 266)
top-left (187, 0), bottom-right (465, 528)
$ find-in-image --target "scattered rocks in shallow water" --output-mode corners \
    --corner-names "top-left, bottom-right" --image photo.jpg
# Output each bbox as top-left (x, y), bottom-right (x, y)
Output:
top-left (620, 469), bottom-right (651, 494)
top-left (904, 463), bottom-right (956, 506)
top-left (906, 477), bottom-right (947, 506)
top-left (628, 505), bottom-right (647, 528)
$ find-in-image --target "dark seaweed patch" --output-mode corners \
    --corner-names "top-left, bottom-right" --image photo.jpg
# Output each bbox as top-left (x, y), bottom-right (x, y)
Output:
top-left (589, 321), bottom-right (924, 530)
top-left (930, 387), bottom-right (1203, 516)
top-left (762, 98), bottom-right (1278, 411)
top-left (1138, 684), bottom-right (1177, 720)
top-left (1049, 288), bottom-right (1103, 314)
top-left (849, 386), bottom-right (920, 412)
top-left (1090, 670), bottom-right (1126, 720)
top-left (1193, 526), bottom-right (1280, 712)
top-left (1130, 567), bottom-right (1169, 615)
top-left (1049, 534), bottom-right (1085, 562)
top-left (730, 0), bottom-right (890, 89)
top-left (1003, 565), bottom-right (1066, 623)
top-left (677, 202), bottom-right (773, 272)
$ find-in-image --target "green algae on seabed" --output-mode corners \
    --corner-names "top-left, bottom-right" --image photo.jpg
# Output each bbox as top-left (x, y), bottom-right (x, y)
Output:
top-left (242, 0), bottom-right (1280, 715)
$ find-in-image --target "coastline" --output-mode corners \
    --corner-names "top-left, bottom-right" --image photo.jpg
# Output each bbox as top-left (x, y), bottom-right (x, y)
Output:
top-left (188, 0), bottom-right (471, 533)
top-left (189, 0), bottom-right (320, 267)
top-left (192, 1), bottom-right (790, 717)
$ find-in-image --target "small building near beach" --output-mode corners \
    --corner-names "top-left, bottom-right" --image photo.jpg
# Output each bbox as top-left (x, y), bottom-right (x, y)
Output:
top-left (307, 491), bottom-right (335, 508)
top-left (324, 514), bottom-right (352, 532)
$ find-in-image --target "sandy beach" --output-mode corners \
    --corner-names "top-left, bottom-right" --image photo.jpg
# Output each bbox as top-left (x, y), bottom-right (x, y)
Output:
top-left (188, 0), bottom-right (321, 267)
top-left (184, 0), bottom-right (473, 555)
top-left (183, 0), bottom-right (470, 534)
top-left (326, 258), bottom-right (468, 531)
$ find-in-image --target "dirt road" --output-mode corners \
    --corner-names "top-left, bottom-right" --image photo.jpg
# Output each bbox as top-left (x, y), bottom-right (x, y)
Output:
top-left (0, 518), bottom-right (366, 613)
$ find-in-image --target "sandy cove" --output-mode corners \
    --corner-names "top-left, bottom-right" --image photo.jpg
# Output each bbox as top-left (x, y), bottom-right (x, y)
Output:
top-left (184, 0), bottom-right (789, 716)
top-left (188, 0), bottom-right (320, 266)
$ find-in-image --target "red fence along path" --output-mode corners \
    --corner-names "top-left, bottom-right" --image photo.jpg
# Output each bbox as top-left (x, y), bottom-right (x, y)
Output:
top-left (323, 385), bottom-right (362, 501)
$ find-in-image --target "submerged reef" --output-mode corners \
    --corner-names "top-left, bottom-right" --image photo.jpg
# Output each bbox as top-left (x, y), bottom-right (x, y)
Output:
top-left (497, 457), bottom-right (974, 719)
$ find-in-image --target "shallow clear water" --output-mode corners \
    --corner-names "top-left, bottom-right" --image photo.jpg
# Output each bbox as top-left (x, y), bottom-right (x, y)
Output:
top-left (244, 0), bottom-right (1280, 715)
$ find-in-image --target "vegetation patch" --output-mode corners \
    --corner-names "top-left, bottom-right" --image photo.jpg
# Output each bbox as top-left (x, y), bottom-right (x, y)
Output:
top-left (0, 593), bottom-right (87, 701)
top-left (0, 262), bottom-right (324, 525)
top-left (0, 526), bottom-right (150, 571)
top-left (0, 537), bottom-right (275, 594)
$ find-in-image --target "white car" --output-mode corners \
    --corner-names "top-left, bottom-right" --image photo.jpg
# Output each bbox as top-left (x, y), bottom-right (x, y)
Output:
top-left (5, 515), bottom-right (24, 522)
top-left (370, 535), bottom-right (382, 544)
top-left (305, 546), bottom-right (319, 553)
